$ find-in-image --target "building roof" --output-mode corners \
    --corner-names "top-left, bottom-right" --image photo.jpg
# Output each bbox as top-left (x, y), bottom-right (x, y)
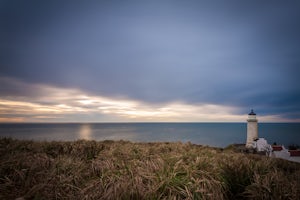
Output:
top-left (272, 145), bottom-right (283, 151)
top-left (249, 109), bottom-right (256, 115)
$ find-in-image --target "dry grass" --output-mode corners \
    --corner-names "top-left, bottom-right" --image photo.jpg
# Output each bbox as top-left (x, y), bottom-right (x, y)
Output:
top-left (1, 138), bottom-right (300, 199)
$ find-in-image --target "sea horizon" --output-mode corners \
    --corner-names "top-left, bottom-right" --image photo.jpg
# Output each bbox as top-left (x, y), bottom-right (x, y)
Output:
top-left (1, 122), bottom-right (299, 124)
top-left (1, 122), bottom-right (299, 148)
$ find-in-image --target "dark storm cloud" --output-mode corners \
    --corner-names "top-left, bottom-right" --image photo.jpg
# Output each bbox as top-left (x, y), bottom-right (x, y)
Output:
top-left (0, 0), bottom-right (300, 120)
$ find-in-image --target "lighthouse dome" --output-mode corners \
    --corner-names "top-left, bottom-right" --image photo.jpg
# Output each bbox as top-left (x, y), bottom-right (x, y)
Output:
top-left (249, 109), bottom-right (256, 115)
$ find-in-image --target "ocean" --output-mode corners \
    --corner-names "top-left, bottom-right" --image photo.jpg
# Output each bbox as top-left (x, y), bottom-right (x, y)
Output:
top-left (0, 123), bottom-right (299, 148)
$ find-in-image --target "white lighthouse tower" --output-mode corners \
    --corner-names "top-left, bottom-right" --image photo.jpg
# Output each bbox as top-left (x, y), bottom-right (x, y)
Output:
top-left (246, 109), bottom-right (258, 148)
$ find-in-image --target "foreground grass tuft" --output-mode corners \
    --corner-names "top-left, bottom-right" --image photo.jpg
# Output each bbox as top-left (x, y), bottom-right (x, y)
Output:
top-left (1, 138), bottom-right (300, 199)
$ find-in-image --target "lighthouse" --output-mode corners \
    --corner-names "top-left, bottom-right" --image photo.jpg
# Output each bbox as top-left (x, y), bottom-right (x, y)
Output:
top-left (246, 109), bottom-right (258, 148)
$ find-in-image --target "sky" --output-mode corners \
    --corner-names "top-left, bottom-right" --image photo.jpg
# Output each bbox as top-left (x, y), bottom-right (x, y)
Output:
top-left (0, 0), bottom-right (300, 122)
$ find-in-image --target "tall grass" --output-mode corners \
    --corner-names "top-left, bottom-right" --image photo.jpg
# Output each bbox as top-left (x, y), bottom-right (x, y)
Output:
top-left (1, 138), bottom-right (299, 199)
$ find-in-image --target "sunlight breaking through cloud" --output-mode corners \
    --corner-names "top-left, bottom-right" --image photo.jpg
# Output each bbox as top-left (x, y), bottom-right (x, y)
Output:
top-left (0, 78), bottom-right (290, 122)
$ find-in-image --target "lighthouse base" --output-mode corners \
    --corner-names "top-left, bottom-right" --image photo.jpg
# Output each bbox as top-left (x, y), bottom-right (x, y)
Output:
top-left (246, 121), bottom-right (258, 148)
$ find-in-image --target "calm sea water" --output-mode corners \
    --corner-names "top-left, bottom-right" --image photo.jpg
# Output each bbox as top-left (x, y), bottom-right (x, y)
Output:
top-left (0, 123), bottom-right (299, 148)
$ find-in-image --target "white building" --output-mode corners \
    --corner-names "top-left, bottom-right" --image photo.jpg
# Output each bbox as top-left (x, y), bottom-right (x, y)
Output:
top-left (271, 145), bottom-right (300, 163)
top-left (246, 109), bottom-right (258, 148)
top-left (244, 110), bottom-right (300, 162)
top-left (253, 138), bottom-right (272, 156)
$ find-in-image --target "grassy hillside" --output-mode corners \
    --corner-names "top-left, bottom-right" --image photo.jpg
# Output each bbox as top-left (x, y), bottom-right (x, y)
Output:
top-left (1, 138), bottom-right (300, 199)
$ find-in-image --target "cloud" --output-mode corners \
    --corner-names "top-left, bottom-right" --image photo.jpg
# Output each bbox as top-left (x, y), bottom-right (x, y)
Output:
top-left (0, 77), bottom-right (297, 122)
top-left (0, 77), bottom-right (241, 122)
top-left (0, 1), bottom-right (299, 121)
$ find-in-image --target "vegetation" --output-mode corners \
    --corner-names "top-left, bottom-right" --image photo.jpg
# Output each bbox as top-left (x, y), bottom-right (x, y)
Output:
top-left (1, 138), bottom-right (300, 199)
